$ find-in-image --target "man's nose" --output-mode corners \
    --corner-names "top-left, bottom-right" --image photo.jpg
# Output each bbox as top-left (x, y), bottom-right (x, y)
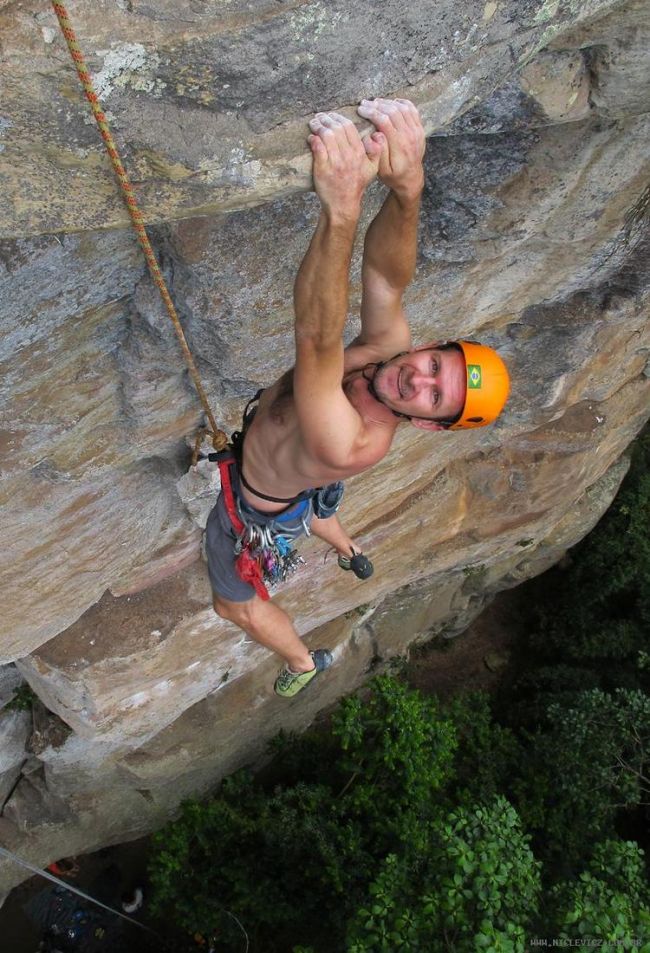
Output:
top-left (412, 368), bottom-right (436, 387)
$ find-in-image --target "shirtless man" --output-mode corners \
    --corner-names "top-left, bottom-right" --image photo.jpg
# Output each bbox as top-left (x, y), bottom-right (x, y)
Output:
top-left (205, 98), bottom-right (509, 697)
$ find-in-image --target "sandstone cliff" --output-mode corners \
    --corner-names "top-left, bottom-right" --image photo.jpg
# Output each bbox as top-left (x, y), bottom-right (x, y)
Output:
top-left (0, 0), bottom-right (649, 897)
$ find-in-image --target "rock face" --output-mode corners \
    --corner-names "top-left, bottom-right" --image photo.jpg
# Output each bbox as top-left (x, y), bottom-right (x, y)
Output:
top-left (0, 0), bottom-right (649, 896)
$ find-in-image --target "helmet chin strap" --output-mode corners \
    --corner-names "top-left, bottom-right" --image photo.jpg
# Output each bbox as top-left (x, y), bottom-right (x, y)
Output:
top-left (362, 356), bottom-right (456, 427)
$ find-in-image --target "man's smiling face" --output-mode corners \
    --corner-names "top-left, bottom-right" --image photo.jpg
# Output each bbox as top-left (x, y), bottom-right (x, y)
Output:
top-left (372, 346), bottom-right (467, 425)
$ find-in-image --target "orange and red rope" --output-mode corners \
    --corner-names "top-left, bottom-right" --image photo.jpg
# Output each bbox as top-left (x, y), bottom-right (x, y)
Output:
top-left (51, 1), bottom-right (228, 451)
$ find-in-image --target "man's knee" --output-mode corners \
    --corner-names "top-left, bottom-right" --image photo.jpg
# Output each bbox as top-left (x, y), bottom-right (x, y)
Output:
top-left (213, 593), bottom-right (255, 626)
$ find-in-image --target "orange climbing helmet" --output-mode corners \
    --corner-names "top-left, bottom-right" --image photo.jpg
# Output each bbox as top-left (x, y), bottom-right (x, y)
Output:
top-left (449, 340), bottom-right (510, 429)
top-left (365, 340), bottom-right (510, 429)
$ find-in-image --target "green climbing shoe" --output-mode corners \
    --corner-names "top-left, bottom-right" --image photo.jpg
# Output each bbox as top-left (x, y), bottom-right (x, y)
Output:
top-left (274, 649), bottom-right (333, 698)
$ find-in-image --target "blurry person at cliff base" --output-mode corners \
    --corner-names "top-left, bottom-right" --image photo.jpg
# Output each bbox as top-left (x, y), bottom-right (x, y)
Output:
top-left (205, 98), bottom-right (510, 698)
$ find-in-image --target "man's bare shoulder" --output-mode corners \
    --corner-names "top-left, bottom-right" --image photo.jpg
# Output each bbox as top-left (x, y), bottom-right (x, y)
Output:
top-left (343, 331), bottom-right (411, 374)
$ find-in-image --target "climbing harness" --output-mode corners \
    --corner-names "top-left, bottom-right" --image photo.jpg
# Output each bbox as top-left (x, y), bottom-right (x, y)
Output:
top-left (214, 451), bottom-right (312, 598)
top-left (51, 1), bottom-right (228, 453)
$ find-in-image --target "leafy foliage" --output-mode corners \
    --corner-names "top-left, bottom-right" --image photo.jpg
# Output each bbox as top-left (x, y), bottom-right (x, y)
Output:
top-left (149, 772), bottom-right (358, 950)
top-left (548, 840), bottom-right (650, 946)
top-left (150, 677), bottom-right (458, 952)
top-left (445, 691), bottom-right (521, 803)
top-left (513, 686), bottom-right (650, 868)
top-left (347, 797), bottom-right (541, 953)
top-left (331, 674), bottom-right (457, 848)
top-left (149, 674), bottom-right (650, 952)
top-left (5, 682), bottom-right (35, 711)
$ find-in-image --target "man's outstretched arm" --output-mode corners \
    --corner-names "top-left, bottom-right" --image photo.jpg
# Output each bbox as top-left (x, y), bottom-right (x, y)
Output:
top-left (293, 111), bottom-right (383, 463)
top-left (354, 99), bottom-right (426, 350)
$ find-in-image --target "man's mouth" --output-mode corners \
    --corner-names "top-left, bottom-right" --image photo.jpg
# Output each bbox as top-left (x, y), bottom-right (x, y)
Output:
top-left (398, 367), bottom-right (410, 400)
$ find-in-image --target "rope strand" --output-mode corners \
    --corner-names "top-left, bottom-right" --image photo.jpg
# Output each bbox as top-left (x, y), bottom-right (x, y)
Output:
top-left (0, 845), bottom-right (163, 939)
top-left (51, 1), bottom-right (228, 451)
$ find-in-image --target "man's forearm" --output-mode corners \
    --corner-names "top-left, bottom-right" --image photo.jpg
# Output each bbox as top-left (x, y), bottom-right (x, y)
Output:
top-left (362, 184), bottom-right (423, 291)
top-left (294, 208), bottom-right (358, 350)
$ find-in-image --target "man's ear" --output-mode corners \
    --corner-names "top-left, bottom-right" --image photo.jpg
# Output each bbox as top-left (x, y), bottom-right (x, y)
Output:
top-left (409, 417), bottom-right (448, 432)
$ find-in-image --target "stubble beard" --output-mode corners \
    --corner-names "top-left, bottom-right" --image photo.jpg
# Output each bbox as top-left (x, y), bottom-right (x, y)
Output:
top-left (374, 360), bottom-right (406, 408)
top-left (373, 362), bottom-right (393, 402)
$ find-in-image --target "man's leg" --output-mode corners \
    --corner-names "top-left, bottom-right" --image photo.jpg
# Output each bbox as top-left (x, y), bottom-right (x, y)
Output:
top-left (213, 593), bottom-right (315, 673)
top-left (310, 513), bottom-right (360, 557)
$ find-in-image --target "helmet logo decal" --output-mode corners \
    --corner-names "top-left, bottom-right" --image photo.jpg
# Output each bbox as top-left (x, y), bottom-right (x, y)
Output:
top-left (468, 364), bottom-right (482, 389)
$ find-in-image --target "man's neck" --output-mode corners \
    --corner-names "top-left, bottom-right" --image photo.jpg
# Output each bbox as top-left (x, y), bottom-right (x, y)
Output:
top-left (343, 367), bottom-right (401, 428)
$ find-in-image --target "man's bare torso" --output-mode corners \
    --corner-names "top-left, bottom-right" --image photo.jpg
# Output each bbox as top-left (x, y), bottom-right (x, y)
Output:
top-left (240, 343), bottom-right (400, 513)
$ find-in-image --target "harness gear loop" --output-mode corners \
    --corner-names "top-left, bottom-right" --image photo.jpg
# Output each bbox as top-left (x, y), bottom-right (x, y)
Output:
top-left (51, 1), bottom-right (229, 453)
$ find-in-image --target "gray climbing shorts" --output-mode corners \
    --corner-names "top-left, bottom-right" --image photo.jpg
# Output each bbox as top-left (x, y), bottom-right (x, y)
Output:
top-left (205, 481), bottom-right (344, 603)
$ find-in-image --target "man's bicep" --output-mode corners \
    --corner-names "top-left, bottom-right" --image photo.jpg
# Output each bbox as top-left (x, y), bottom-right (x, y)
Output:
top-left (358, 269), bottom-right (412, 350)
top-left (293, 341), bottom-right (362, 462)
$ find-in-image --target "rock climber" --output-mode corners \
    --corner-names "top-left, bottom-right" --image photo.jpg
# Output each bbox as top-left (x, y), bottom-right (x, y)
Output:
top-left (206, 98), bottom-right (510, 698)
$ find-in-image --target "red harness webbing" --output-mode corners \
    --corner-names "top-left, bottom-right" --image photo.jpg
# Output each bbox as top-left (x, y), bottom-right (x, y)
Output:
top-left (216, 454), bottom-right (270, 601)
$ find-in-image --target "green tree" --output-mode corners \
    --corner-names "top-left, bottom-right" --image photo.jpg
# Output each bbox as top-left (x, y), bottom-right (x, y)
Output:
top-left (514, 688), bottom-right (650, 867)
top-left (149, 677), bottom-right (458, 953)
top-left (347, 797), bottom-right (541, 953)
top-left (148, 770), bottom-right (362, 950)
top-left (547, 840), bottom-right (650, 948)
top-left (332, 674), bottom-right (457, 850)
top-left (148, 678), bottom-right (650, 952)
top-left (445, 691), bottom-right (521, 802)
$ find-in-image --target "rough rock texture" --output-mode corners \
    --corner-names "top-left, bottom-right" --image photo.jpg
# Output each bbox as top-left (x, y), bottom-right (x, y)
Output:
top-left (1, 0), bottom-right (631, 236)
top-left (0, 666), bottom-right (23, 710)
top-left (0, 0), bottom-right (649, 897)
top-left (0, 710), bottom-right (30, 810)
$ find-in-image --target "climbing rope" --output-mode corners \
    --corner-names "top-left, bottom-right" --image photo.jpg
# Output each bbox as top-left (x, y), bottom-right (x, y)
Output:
top-left (51, 1), bottom-right (229, 452)
top-left (0, 845), bottom-right (164, 939)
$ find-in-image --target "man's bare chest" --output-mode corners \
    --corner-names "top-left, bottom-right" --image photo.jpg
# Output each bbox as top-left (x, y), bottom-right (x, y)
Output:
top-left (249, 385), bottom-right (391, 480)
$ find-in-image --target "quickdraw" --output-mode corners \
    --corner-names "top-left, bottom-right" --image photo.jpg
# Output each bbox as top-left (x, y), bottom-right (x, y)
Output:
top-left (256, 531), bottom-right (305, 587)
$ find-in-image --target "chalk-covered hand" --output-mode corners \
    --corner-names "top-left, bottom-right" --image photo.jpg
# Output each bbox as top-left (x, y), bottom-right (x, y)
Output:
top-left (357, 98), bottom-right (425, 200)
top-left (308, 111), bottom-right (383, 219)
